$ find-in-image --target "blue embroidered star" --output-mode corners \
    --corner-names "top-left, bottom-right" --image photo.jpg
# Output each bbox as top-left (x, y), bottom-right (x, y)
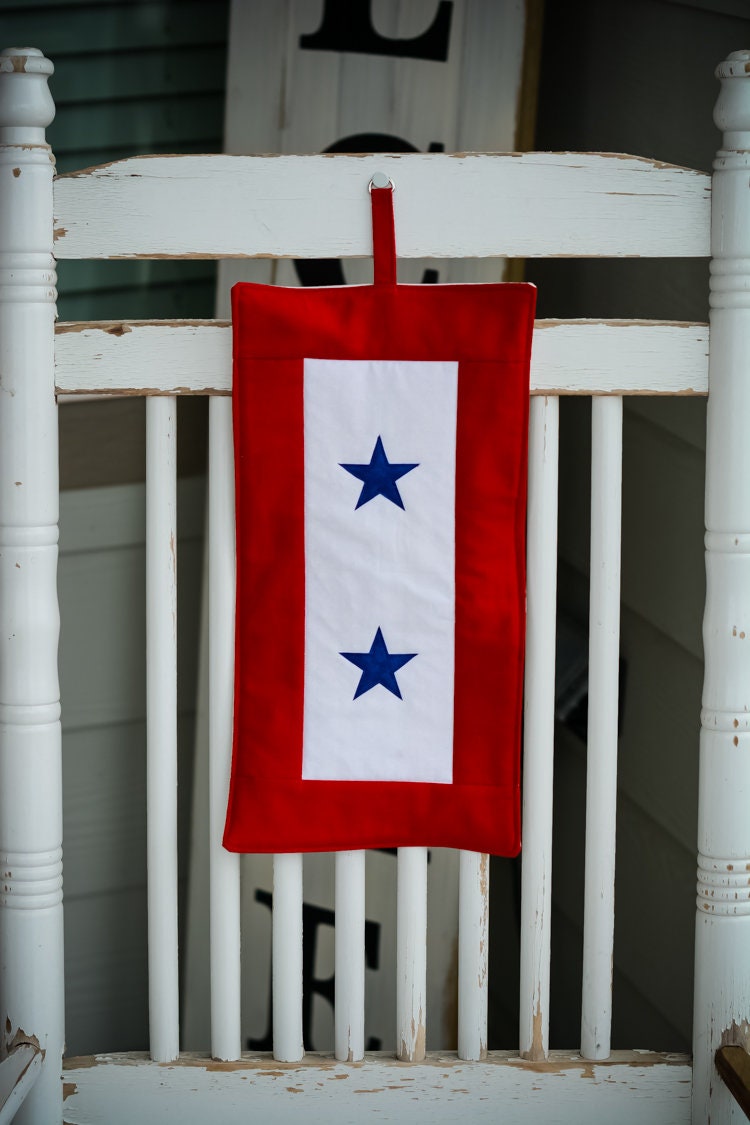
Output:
top-left (340, 435), bottom-right (418, 510)
top-left (340, 627), bottom-right (417, 700)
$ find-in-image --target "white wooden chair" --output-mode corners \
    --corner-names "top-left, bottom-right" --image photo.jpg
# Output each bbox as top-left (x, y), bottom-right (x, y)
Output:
top-left (0, 43), bottom-right (748, 1125)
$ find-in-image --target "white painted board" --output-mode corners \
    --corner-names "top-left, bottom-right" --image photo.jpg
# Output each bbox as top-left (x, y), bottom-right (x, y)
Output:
top-left (52, 153), bottom-right (710, 261)
top-left (53, 320), bottom-right (709, 397)
top-left (62, 1051), bottom-right (692, 1125)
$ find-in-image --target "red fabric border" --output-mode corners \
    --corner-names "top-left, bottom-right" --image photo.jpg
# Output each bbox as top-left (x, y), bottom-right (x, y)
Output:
top-left (224, 280), bottom-right (535, 856)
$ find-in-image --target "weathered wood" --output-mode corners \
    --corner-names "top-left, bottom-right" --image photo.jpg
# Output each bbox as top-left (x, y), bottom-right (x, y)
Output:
top-left (581, 397), bottom-right (623, 1060)
top-left (219, 0), bottom-right (532, 290)
top-left (53, 319), bottom-right (710, 397)
top-left (0, 1043), bottom-right (41, 1125)
top-left (715, 1045), bottom-right (750, 1119)
top-left (146, 397), bottom-right (180, 1063)
top-left (694, 48), bottom-right (750, 1125)
top-left (457, 851), bottom-right (489, 1061)
top-left (273, 853), bottom-right (304, 1062)
top-left (334, 850), bottom-right (365, 1063)
top-left (52, 152), bottom-right (710, 261)
top-left (519, 396), bottom-right (559, 1061)
top-left (397, 847), bottom-right (428, 1062)
top-left (61, 1051), bottom-right (692, 1125)
top-left (0, 46), bottom-right (64, 1125)
top-left (208, 396), bottom-right (241, 1062)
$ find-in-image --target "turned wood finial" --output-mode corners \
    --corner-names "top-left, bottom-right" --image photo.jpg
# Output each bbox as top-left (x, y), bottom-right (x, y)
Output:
top-left (714, 50), bottom-right (750, 143)
top-left (0, 48), bottom-right (54, 140)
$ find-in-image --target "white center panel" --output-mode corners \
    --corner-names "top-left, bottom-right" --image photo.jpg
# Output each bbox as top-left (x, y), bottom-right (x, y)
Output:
top-left (302, 358), bottom-right (457, 783)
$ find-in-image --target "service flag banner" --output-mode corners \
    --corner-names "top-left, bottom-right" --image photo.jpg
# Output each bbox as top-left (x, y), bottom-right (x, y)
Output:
top-left (223, 185), bottom-right (536, 856)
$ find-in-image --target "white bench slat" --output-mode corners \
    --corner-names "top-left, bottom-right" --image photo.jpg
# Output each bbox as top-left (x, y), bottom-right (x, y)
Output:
top-left (61, 1051), bottom-right (692, 1125)
top-left (54, 320), bottom-right (709, 397)
top-left (52, 153), bottom-right (710, 260)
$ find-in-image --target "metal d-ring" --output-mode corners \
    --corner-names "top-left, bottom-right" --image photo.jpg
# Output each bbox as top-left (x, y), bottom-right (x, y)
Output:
top-left (368, 173), bottom-right (394, 192)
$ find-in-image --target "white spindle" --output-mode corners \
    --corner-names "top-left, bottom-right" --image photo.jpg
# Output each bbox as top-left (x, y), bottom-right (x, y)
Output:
top-left (458, 851), bottom-right (489, 1060)
top-left (581, 395), bottom-right (623, 1060)
top-left (396, 847), bottom-right (427, 1062)
top-left (273, 852), bottom-right (304, 1061)
top-left (208, 396), bottom-right (241, 1060)
top-left (519, 395), bottom-right (559, 1061)
top-left (694, 49), bottom-right (750, 1125)
top-left (146, 395), bottom-right (180, 1062)
top-left (335, 850), bottom-right (365, 1062)
top-left (0, 49), bottom-right (64, 1125)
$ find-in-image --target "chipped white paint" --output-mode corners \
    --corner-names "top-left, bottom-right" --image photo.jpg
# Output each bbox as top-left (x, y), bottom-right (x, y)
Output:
top-left (0, 1042), bottom-right (41, 1125)
top-left (0, 47), bottom-right (64, 1125)
top-left (458, 851), bottom-right (488, 1061)
top-left (52, 153), bottom-right (710, 261)
top-left (273, 853), bottom-right (304, 1062)
top-left (6, 34), bottom-right (750, 1123)
top-left (397, 847), bottom-right (427, 1062)
top-left (694, 49), bottom-right (750, 1125)
top-left (581, 397), bottom-right (623, 1061)
top-left (146, 396), bottom-right (180, 1062)
top-left (334, 850), bottom-right (365, 1063)
top-left (220, 0), bottom-right (529, 292)
top-left (61, 1051), bottom-right (692, 1124)
top-left (208, 396), bottom-right (241, 1061)
top-left (519, 396), bottom-right (559, 1061)
top-left (53, 320), bottom-right (710, 397)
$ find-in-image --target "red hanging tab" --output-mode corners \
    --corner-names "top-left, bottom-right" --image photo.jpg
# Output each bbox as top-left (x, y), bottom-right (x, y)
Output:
top-left (370, 180), bottom-right (397, 286)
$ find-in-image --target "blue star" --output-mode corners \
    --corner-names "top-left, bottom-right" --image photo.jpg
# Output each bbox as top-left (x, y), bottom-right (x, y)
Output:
top-left (340, 435), bottom-right (418, 510)
top-left (340, 627), bottom-right (417, 700)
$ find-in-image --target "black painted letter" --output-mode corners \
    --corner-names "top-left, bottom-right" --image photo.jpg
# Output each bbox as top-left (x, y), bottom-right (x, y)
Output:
top-left (300, 0), bottom-right (452, 63)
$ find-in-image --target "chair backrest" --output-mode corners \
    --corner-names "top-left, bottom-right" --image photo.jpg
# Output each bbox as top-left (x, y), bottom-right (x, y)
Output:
top-left (1, 43), bottom-right (749, 1125)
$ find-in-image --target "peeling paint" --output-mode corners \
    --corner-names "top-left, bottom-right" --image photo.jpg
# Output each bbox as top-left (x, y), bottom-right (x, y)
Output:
top-left (55, 319), bottom-right (227, 333)
top-left (720, 1020), bottom-right (750, 1049)
top-left (522, 997), bottom-right (547, 1063)
top-left (12, 168), bottom-right (20, 178)
top-left (6, 1025), bottom-right (43, 1056)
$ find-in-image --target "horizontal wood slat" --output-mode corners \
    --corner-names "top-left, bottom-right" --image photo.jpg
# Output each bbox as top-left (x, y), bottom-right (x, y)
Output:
top-left (715, 1046), bottom-right (750, 1118)
top-left (61, 1051), bottom-right (692, 1125)
top-left (52, 153), bottom-right (710, 260)
top-left (54, 320), bottom-right (709, 397)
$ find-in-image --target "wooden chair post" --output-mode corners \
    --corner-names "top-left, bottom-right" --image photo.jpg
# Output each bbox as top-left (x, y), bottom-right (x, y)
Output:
top-left (0, 48), bottom-right (63, 1125)
top-left (694, 49), bottom-right (750, 1125)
